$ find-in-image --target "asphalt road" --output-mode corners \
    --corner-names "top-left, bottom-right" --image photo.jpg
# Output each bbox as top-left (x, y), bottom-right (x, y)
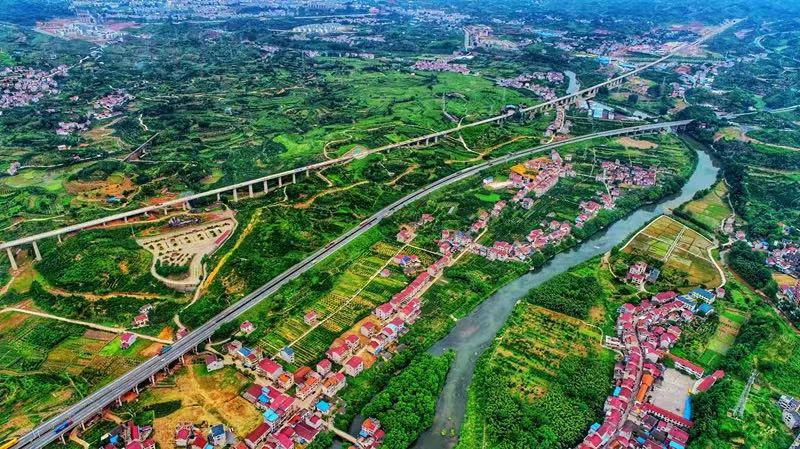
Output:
top-left (13, 120), bottom-right (691, 449)
top-left (0, 20), bottom-right (738, 253)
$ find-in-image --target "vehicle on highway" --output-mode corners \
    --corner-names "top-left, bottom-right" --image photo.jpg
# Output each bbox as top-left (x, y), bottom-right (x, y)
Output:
top-left (159, 345), bottom-right (172, 355)
top-left (1, 439), bottom-right (18, 449)
top-left (53, 420), bottom-right (73, 434)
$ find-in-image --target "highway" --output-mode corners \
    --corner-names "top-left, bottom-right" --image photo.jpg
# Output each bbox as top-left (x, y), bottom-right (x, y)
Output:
top-left (0, 19), bottom-right (739, 254)
top-left (13, 119), bottom-right (691, 449)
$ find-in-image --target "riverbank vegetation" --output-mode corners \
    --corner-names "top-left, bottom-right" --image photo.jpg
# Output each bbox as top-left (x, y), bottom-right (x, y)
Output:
top-left (361, 352), bottom-right (454, 449)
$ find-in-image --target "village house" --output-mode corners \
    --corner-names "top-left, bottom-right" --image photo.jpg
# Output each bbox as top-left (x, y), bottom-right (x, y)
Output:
top-left (303, 310), bottom-right (318, 326)
top-left (206, 354), bottom-right (224, 372)
top-left (326, 343), bottom-right (350, 365)
top-left (344, 356), bottom-right (364, 377)
top-left (174, 424), bottom-right (194, 447)
top-left (322, 372), bottom-right (346, 397)
top-left (360, 321), bottom-right (378, 337)
top-left (120, 332), bottom-right (137, 350)
top-left (316, 358), bottom-right (332, 376)
top-left (244, 423), bottom-right (270, 449)
top-left (208, 424), bottom-right (227, 446)
top-left (279, 346), bottom-right (295, 364)
top-left (241, 321), bottom-right (256, 335)
top-left (258, 358), bottom-right (284, 381)
top-left (627, 261), bottom-right (648, 284)
top-left (131, 314), bottom-right (149, 328)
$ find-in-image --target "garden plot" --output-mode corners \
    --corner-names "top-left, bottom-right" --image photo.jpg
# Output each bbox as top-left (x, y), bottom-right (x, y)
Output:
top-left (259, 241), bottom-right (435, 366)
top-left (681, 181), bottom-right (731, 230)
top-left (699, 308), bottom-right (745, 367)
top-left (624, 215), bottom-right (721, 287)
top-left (489, 304), bottom-right (606, 401)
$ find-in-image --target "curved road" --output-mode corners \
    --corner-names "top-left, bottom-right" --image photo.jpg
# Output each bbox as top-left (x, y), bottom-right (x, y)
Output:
top-left (0, 19), bottom-right (739, 253)
top-left (13, 120), bottom-right (690, 449)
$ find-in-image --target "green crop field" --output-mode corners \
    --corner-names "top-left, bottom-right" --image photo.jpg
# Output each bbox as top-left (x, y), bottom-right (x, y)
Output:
top-left (680, 181), bottom-right (732, 231)
top-left (623, 215), bottom-right (722, 288)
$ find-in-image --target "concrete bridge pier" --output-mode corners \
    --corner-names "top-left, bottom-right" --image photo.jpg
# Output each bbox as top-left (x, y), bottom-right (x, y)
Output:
top-left (6, 248), bottom-right (17, 270)
top-left (123, 216), bottom-right (128, 224)
top-left (292, 173), bottom-right (296, 184)
top-left (32, 241), bottom-right (42, 261)
top-left (248, 184), bottom-right (254, 198)
top-left (80, 421), bottom-right (86, 432)
top-left (216, 193), bottom-right (221, 202)
top-left (179, 354), bottom-right (186, 364)
top-left (116, 397), bottom-right (123, 407)
top-left (149, 374), bottom-right (156, 385)
top-left (263, 180), bottom-right (269, 192)
top-left (134, 385), bottom-right (140, 394)
top-left (58, 234), bottom-right (62, 244)
top-left (163, 207), bottom-right (168, 216)
top-left (278, 177), bottom-right (283, 188)
top-left (233, 189), bottom-right (239, 202)
top-left (60, 434), bottom-right (66, 445)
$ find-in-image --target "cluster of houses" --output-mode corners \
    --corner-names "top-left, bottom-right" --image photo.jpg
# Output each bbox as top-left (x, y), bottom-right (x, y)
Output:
top-left (579, 288), bottom-right (721, 449)
top-left (766, 245), bottom-right (800, 277)
top-left (92, 90), bottom-right (135, 120)
top-left (174, 423), bottom-right (233, 449)
top-left (56, 120), bottom-right (90, 135)
top-left (779, 282), bottom-right (800, 305)
top-left (223, 338), bottom-right (344, 449)
top-left (596, 160), bottom-right (659, 189)
top-left (778, 395), bottom-right (800, 431)
top-left (100, 420), bottom-right (155, 449)
top-left (396, 213), bottom-right (435, 244)
top-left (442, 150), bottom-right (663, 265)
top-left (495, 72), bottom-right (561, 101)
top-left (545, 106), bottom-right (569, 137)
top-left (412, 59), bottom-right (470, 75)
top-left (214, 216), bottom-right (462, 449)
top-left (1, 65), bottom-right (67, 111)
top-left (357, 418), bottom-right (385, 449)
top-left (626, 261), bottom-right (661, 286)
top-left (36, 16), bottom-right (130, 44)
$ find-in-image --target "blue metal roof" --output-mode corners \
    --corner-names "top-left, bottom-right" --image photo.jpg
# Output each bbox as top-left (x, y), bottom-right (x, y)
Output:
top-left (698, 303), bottom-right (714, 314)
top-left (316, 401), bottom-right (331, 412)
top-left (691, 288), bottom-right (714, 300)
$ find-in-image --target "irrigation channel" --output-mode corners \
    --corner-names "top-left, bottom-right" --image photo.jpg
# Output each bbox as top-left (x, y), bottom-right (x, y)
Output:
top-left (411, 147), bottom-right (720, 448)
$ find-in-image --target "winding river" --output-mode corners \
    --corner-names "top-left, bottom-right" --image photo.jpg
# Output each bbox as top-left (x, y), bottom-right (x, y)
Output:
top-left (412, 148), bottom-right (720, 448)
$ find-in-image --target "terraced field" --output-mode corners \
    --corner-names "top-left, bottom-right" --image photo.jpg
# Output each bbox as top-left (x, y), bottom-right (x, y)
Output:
top-left (257, 240), bottom-right (436, 366)
top-left (681, 181), bottom-right (732, 230)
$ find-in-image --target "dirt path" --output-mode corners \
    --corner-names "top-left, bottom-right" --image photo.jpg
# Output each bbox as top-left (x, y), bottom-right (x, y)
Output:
top-left (0, 307), bottom-right (173, 343)
top-left (42, 284), bottom-right (175, 302)
top-left (195, 209), bottom-right (262, 299)
top-left (316, 170), bottom-right (334, 187)
top-left (445, 135), bottom-right (534, 164)
top-left (386, 164), bottom-right (419, 186)
top-left (0, 214), bottom-right (67, 233)
top-left (293, 181), bottom-right (369, 209)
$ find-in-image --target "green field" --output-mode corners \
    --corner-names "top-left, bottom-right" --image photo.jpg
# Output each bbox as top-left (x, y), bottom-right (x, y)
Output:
top-left (680, 181), bottom-right (732, 231)
top-left (622, 215), bottom-right (722, 288)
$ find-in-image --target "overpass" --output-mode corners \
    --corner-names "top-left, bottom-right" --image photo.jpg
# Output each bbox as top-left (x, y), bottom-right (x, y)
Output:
top-left (0, 20), bottom-right (738, 269)
top-left (11, 120), bottom-right (691, 449)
